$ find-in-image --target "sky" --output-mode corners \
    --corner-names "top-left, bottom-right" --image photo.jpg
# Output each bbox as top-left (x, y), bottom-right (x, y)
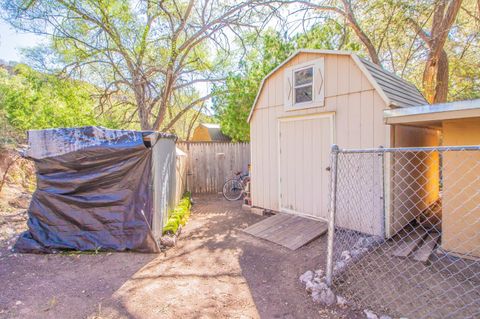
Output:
top-left (0, 20), bottom-right (45, 63)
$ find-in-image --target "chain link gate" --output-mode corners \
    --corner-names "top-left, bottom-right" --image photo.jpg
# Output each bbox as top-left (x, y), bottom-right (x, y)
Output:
top-left (325, 145), bottom-right (480, 319)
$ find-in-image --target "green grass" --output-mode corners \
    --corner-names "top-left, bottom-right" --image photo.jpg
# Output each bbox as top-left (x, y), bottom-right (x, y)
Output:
top-left (59, 246), bottom-right (106, 255)
top-left (162, 192), bottom-right (192, 235)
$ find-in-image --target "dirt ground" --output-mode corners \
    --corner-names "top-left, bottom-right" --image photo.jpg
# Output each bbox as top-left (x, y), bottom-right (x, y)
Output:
top-left (1, 194), bottom-right (362, 319)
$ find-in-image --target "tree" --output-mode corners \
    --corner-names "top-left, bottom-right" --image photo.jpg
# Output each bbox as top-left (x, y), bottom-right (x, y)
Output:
top-left (1, 0), bottom-right (276, 130)
top-left (446, 0), bottom-right (480, 100)
top-left (0, 64), bottom-right (119, 138)
top-left (407, 0), bottom-right (463, 103)
top-left (293, 0), bottom-right (381, 64)
top-left (291, 0), bottom-right (471, 103)
top-left (163, 102), bottom-right (213, 140)
top-left (213, 31), bottom-right (294, 141)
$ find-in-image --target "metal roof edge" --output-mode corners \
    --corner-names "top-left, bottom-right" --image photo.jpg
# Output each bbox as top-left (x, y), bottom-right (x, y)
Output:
top-left (384, 99), bottom-right (480, 118)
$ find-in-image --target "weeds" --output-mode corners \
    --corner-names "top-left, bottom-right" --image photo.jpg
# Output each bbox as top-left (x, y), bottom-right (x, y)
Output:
top-left (163, 192), bottom-right (192, 235)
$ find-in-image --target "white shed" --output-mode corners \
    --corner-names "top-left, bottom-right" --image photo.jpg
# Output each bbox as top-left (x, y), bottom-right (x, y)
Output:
top-left (248, 49), bottom-right (432, 236)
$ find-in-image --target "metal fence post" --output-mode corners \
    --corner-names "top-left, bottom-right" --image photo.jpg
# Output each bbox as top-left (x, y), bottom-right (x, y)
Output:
top-left (326, 144), bottom-right (339, 286)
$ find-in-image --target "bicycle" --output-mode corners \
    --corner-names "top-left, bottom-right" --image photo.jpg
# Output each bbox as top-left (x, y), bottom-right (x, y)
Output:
top-left (222, 171), bottom-right (250, 201)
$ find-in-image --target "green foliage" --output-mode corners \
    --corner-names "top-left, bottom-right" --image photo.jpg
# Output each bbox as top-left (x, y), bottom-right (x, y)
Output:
top-left (448, 53), bottom-right (480, 101)
top-left (163, 192), bottom-right (192, 235)
top-left (0, 108), bottom-right (20, 145)
top-left (294, 23), bottom-right (362, 52)
top-left (0, 64), bottom-right (120, 142)
top-left (213, 31), bottom-right (294, 142)
top-left (2, 0), bottom-right (264, 131)
top-left (213, 24), bottom-right (361, 142)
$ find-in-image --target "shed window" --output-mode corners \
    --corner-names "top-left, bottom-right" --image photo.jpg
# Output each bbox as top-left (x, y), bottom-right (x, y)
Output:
top-left (283, 58), bottom-right (324, 110)
top-left (294, 67), bottom-right (313, 104)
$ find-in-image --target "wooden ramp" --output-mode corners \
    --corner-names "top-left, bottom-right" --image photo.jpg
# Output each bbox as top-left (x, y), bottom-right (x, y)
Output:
top-left (243, 213), bottom-right (328, 250)
top-left (392, 229), bottom-right (429, 258)
top-left (391, 227), bottom-right (440, 263)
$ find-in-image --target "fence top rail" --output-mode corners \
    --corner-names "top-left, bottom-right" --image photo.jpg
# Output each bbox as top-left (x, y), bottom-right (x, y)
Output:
top-left (333, 144), bottom-right (480, 154)
top-left (177, 141), bottom-right (249, 144)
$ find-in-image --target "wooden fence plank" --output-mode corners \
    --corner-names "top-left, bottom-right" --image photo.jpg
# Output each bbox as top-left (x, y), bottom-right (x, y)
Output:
top-left (177, 142), bottom-right (250, 194)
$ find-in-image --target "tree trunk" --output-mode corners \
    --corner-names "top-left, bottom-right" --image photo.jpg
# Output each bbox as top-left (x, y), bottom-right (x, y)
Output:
top-left (421, 0), bottom-right (462, 104)
top-left (134, 87), bottom-right (151, 130)
top-left (423, 49), bottom-right (449, 104)
top-left (341, 0), bottom-right (381, 65)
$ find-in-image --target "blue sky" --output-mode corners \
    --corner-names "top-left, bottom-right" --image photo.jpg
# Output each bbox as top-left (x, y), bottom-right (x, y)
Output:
top-left (0, 20), bottom-right (44, 63)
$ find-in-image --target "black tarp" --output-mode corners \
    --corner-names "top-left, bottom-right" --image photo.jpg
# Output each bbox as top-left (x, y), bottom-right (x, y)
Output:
top-left (14, 126), bottom-right (176, 253)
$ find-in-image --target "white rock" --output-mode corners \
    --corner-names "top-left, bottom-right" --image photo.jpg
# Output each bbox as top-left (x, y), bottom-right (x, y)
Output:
top-left (354, 237), bottom-right (366, 248)
top-left (341, 250), bottom-right (350, 259)
top-left (299, 270), bottom-right (314, 284)
top-left (314, 269), bottom-right (324, 278)
top-left (363, 236), bottom-right (383, 247)
top-left (159, 235), bottom-right (176, 247)
top-left (311, 290), bottom-right (321, 303)
top-left (364, 309), bottom-right (378, 319)
top-left (334, 260), bottom-right (346, 271)
top-left (318, 288), bottom-right (336, 306)
top-left (350, 249), bottom-right (360, 257)
top-left (336, 295), bottom-right (348, 307)
top-left (305, 280), bottom-right (315, 293)
top-left (305, 281), bottom-right (327, 293)
top-left (379, 315), bottom-right (392, 319)
top-left (341, 250), bottom-right (352, 261)
top-left (318, 282), bottom-right (328, 290)
top-left (15, 301), bottom-right (22, 306)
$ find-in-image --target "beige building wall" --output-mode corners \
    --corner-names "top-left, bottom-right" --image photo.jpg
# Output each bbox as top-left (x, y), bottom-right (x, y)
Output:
top-left (250, 52), bottom-right (389, 233)
top-left (442, 118), bottom-right (480, 258)
top-left (191, 126), bottom-right (211, 142)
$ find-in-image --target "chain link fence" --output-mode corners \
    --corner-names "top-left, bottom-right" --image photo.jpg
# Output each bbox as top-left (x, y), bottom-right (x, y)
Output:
top-left (326, 145), bottom-right (480, 319)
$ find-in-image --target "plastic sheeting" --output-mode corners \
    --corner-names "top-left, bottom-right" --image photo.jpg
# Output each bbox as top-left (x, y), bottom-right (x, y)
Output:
top-left (15, 126), bottom-right (176, 253)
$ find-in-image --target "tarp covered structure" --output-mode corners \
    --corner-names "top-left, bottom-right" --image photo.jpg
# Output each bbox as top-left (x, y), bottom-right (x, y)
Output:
top-left (15, 126), bottom-right (177, 253)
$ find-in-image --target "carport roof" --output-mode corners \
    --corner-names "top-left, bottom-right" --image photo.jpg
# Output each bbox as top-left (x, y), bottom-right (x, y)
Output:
top-left (384, 99), bottom-right (480, 128)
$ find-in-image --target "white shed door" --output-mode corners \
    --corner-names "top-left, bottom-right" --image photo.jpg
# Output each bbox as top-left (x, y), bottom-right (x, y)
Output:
top-left (279, 115), bottom-right (333, 220)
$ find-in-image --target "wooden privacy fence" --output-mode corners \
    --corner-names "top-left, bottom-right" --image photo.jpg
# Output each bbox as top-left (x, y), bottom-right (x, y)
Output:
top-left (177, 142), bottom-right (250, 194)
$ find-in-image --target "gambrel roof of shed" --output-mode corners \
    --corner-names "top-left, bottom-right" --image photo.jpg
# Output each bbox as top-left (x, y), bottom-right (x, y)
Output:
top-left (247, 49), bottom-right (428, 122)
top-left (360, 58), bottom-right (428, 108)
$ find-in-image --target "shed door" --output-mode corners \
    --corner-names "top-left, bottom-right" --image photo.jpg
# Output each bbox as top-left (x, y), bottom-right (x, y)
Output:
top-left (279, 115), bottom-right (333, 220)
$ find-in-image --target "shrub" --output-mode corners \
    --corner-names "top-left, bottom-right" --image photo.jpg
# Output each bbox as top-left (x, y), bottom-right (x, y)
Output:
top-left (162, 192), bottom-right (192, 235)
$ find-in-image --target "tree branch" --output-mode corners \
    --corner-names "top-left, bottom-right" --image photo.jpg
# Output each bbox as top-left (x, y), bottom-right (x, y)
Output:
top-left (162, 93), bottom-right (214, 131)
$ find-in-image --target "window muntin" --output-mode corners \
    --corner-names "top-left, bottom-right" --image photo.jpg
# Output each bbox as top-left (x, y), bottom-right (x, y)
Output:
top-left (294, 67), bottom-right (313, 104)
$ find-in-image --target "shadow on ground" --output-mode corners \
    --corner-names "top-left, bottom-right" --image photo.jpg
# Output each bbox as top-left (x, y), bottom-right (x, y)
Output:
top-left (0, 248), bottom-right (156, 319)
top-left (1, 195), bottom-right (361, 319)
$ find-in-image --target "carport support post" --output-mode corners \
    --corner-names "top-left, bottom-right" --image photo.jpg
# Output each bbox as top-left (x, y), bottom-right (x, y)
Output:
top-left (326, 144), bottom-right (339, 287)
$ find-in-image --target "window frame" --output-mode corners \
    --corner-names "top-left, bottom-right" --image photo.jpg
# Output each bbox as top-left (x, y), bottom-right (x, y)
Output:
top-left (293, 65), bottom-right (314, 106)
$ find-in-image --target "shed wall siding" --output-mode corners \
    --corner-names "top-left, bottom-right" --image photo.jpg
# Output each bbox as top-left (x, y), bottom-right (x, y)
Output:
top-left (250, 53), bottom-right (389, 212)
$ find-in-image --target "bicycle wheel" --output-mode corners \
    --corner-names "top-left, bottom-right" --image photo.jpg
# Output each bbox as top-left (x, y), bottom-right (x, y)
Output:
top-left (223, 179), bottom-right (244, 201)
